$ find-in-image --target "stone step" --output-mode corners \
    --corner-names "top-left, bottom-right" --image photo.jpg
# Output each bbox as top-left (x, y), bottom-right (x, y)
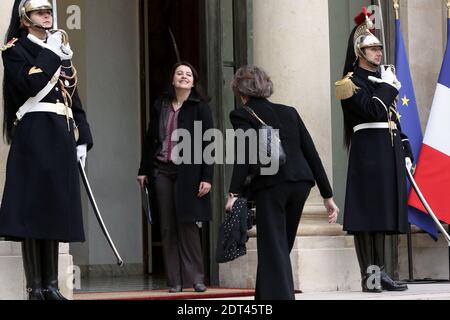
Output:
top-left (0, 241), bottom-right (74, 300)
top-left (219, 235), bottom-right (361, 293)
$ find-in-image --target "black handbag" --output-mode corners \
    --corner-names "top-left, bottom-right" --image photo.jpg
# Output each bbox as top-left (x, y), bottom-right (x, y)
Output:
top-left (216, 198), bottom-right (255, 263)
top-left (243, 106), bottom-right (287, 174)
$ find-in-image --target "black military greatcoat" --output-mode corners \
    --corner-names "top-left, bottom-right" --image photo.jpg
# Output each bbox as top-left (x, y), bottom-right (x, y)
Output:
top-left (0, 34), bottom-right (93, 242)
top-left (341, 67), bottom-right (412, 234)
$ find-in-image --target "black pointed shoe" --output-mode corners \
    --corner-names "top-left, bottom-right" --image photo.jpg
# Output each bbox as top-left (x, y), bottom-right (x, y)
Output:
top-left (43, 286), bottom-right (68, 300)
top-left (41, 240), bottom-right (68, 300)
top-left (381, 273), bottom-right (408, 291)
top-left (169, 285), bottom-right (182, 293)
top-left (193, 283), bottom-right (207, 293)
top-left (26, 287), bottom-right (46, 300)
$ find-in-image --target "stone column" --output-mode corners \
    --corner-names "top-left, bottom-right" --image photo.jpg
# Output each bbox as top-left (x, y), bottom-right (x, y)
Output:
top-left (219, 0), bottom-right (360, 292)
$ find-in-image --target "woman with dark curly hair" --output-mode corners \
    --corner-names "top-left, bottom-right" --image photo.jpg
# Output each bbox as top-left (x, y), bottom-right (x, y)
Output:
top-left (137, 61), bottom-right (213, 293)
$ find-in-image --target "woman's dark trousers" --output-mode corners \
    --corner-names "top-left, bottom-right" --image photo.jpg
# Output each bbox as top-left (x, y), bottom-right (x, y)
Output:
top-left (253, 181), bottom-right (311, 300)
top-left (154, 162), bottom-right (205, 288)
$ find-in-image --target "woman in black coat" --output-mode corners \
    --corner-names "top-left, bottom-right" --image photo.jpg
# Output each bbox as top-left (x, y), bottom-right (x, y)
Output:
top-left (0, 0), bottom-right (92, 300)
top-left (225, 66), bottom-right (339, 300)
top-left (137, 61), bottom-right (213, 293)
top-left (336, 10), bottom-right (411, 292)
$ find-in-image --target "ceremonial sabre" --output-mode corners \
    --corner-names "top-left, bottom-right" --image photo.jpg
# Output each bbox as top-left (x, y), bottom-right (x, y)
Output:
top-left (406, 167), bottom-right (450, 246)
top-left (78, 162), bottom-right (124, 266)
top-left (52, 0), bottom-right (58, 29)
top-left (376, 0), bottom-right (388, 63)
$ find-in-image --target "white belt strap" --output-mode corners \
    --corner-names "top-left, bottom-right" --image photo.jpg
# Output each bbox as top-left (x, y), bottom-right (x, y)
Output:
top-left (353, 122), bottom-right (397, 133)
top-left (16, 66), bottom-right (61, 121)
top-left (26, 102), bottom-right (73, 119)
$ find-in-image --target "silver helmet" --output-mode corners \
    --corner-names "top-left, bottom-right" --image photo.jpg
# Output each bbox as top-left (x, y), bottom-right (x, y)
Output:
top-left (18, 0), bottom-right (53, 29)
top-left (353, 8), bottom-right (383, 66)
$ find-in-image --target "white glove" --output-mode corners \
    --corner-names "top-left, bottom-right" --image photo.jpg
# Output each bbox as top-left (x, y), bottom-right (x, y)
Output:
top-left (77, 144), bottom-right (88, 168)
top-left (60, 42), bottom-right (73, 60)
top-left (46, 31), bottom-right (73, 60)
top-left (45, 31), bottom-right (63, 52)
top-left (392, 76), bottom-right (402, 91)
top-left (368, 65), bottom-right (402, 91)
top-left (27, 32), bottom-right (73, 60)
top-left (405, 157), bottom-right (413, 173)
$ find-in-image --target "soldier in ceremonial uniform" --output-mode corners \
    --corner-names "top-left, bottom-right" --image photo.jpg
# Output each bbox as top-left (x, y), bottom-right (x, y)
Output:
top-left (0, 0), bottom-right (93, 299)
top-left (335, 9), bottom-right (413, 292)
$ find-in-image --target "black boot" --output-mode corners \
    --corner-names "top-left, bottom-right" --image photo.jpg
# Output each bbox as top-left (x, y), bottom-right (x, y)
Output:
top-left (22, 239), bottom-right (45, 300)
top-left (372, 233), bottom-right (408, 291)
top-left (354, 233), bottom-right (382, 293)
top-left (41, 240), bottom-right (68, 300)
top-left (380, 270), bottom-right (408, 291)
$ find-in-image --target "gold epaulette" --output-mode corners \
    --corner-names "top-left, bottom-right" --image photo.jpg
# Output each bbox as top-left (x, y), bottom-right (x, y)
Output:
top-left (335, 72), bottom-right (360, 100)
top-left (0, 38), bottom-right (18, 52)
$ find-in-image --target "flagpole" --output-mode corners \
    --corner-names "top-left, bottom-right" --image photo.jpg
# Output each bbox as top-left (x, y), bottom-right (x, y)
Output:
top-left (446, 0), bottom-right (450, 283)
top-left (392, 0), bottom-right (415, 281)
top-left (392, 0), bottom-right (416, 281)
top-left (393, 0), bottom-right (400, 20)
top-left (407, 169), bottom-right (450, 246)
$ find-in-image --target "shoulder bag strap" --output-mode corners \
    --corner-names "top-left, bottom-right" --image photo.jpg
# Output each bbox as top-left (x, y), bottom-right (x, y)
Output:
top-left (243, 106), bottom-right (267, 126)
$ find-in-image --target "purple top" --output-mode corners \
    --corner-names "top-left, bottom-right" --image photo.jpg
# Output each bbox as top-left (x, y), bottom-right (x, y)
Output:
top-left (157, 104), bottom-right (181, 163)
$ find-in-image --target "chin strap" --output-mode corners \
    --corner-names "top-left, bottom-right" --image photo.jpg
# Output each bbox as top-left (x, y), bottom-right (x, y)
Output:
top-left (22, 11), bottom-right (52, 31)
top-left (367, 60), bottom-right (380, 68)
top-left (353, 56), bottom-right (380, 70)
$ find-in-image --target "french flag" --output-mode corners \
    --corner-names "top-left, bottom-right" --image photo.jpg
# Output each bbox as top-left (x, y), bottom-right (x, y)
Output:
top-left (408, 18), bottom-right (450, 224)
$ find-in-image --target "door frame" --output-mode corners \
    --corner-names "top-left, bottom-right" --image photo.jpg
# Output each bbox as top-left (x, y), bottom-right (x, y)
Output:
top-left (138, 0), bottom-right (250, 284)
top-left (203, 0), bottom-right (250, 285)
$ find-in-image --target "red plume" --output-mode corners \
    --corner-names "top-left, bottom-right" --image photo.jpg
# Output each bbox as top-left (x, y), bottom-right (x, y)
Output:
top-left (354, 7), bottom-right (373, 26)
top-left (362, 7), bottom-right (367, 16)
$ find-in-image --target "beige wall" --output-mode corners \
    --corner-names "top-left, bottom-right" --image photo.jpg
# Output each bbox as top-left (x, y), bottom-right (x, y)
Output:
top-left (69, 0), bottom-right (142, 268)
top-left (253, 0), bottom-right (332, 205)
top-left (0, 1), bottom-right (14, 195)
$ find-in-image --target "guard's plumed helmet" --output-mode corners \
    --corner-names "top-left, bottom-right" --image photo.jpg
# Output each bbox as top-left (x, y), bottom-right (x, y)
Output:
top-left (18, 0), bottom-right (52, 19)
top-left (353, 7), bottom-right (383, 66)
